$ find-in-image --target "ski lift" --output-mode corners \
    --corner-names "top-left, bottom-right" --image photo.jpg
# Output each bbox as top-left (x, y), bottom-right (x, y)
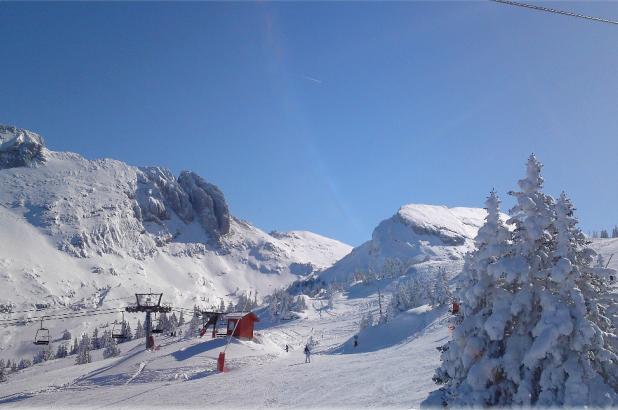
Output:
top-left (112, 314), bottom-right (127, 340)
top-left (33, 318), bottom-right (50, 345)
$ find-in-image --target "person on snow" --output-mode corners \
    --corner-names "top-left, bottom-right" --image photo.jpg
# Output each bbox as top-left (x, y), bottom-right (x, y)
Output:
top-left (285, 344), bottom-right (289, 353)
top-left (304, 345), bottom-right (311, 363)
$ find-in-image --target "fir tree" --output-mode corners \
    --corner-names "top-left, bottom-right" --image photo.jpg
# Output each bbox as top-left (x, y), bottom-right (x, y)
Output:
top-left (91, 327), bottom-right (100, 350)
top-left (120, 321), bottom-right (133, 342)
top-left (56, 343), bottom-right (69, 359)
top-left (135, 319), bottom-right (145, 339)
top-left (61, 329), bottom-right (72, 340)
top-left (425, 156), bottom-right (618, 407)
top-left (70, 337), bottom-right (79, 355)
top-left (0, 366), bottom-right (5, 383)
top-left (75, 334), bottom-right (92, 365)
top-left (18, 358), bottom-right (32, 370)
top-left (103, 337), bottom-right (120, 359)
top-left (178, 310), bottom-right (185, 326)
top-left (33, 346), bottom-right (54, 364)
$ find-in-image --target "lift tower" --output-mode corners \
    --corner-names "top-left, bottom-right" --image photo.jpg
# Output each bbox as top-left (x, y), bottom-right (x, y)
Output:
top-left (126, 293), bottom-right (171, 350)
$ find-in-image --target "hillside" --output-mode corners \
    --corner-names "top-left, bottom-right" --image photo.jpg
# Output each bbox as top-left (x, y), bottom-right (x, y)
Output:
top-left (320, 204), bottom-right (494, 284)
top-left (0, 125), bottom-right (351, 360)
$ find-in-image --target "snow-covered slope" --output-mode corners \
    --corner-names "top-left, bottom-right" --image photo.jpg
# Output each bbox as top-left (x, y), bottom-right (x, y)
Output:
top-left (0, 125), bottom-right (351, 359)
top-left (320, 204), bottom-right (492, 284)
top-left (0, 289), bottom-right (448, 408)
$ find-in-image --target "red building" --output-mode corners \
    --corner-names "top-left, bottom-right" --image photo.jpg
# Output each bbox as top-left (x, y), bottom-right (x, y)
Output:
top-left (224, 311), bottom-right (259, 339)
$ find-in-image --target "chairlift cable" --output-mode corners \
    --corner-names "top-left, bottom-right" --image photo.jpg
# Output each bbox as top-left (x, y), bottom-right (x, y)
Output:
top-left (0, 307), bottom-right (126, 327)
top-left (490, 0), bottom-right (618, 25)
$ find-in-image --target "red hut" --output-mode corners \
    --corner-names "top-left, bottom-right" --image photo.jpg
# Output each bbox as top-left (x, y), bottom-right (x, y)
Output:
top-left (224, 312), bottom-right (259, 339)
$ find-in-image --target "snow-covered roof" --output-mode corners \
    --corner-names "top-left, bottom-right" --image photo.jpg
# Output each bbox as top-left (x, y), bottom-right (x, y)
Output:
top-left (224, 311), bottom-right (259, 321)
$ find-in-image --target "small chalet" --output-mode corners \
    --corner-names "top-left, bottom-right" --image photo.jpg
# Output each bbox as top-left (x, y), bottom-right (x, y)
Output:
top-left (224, 311), bottom-right (260, 339)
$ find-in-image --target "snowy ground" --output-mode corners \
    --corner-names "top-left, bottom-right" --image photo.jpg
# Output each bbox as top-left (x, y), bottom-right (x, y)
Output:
top-left (0, 289), bottom-right (449, 409)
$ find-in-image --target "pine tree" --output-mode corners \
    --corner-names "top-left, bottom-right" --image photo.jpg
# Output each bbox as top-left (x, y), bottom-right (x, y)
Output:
top-left (91, 327), bottom-right (100, 350)
top-left (359, 311), bottom-right (374, 331)
top-left (61, 329), bottom-right (72, 340)
top-left (135, 319), bottom-right (145, 339)
top-left (75, 334), bottom-right (92, 365)
top-left (56, 343), bottom-right (69, 359)
top-left (10, 361), bottom-right (17, 373)
top-left (70, 337), bottom-right (79, 355)
top-left (185, 313), bottom-right (200, 337)
top-left (0, 366), bottom-right (5, 382)
top-left (103, 337), bottom-right (120, 359)
top-left (431, 268), bottom-right (452, 306)
top-left (425, 156), bottom-right (618, 407)
top-left (601, 229), bottom-right (609, 239)
top-left (33, 346), bottom-right (54, 364)
top-left (18, 358), bottom-right (32, 370)
top-left (612, 226), bottom-right (618, 238)
top-left (120, 321), bottom-right (133, 342)
top-left (178, 311), bottom-right (185, 326)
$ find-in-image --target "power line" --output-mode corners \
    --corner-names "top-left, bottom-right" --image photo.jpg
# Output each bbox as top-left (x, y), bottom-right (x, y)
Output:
top-left (490, 0), bottom-right (618, 25)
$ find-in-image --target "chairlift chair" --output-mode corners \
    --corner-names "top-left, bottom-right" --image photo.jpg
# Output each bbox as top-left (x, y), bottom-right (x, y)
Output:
top-left (33, 318), bottom-right (50, 345)
top-left (111, 320), bottom-right (126, 340)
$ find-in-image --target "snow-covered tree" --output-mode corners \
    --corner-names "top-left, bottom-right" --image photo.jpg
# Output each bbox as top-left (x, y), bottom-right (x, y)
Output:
top-left (359, 311), bottom-right (374, 331)
top-left (70, 337), bottom-right (79, 355)
top-left (18, 358), bottom-right (32, 370)
top-left (135, 319), bottom-right (145, 339)
top-left (75, 334), bottom-right (92, 365)
top-left (91, 327), bottom-right (101, 350)
top-left (294, 295), bottom-right (308, 312)
top-left (425, 156), bottom-right (618, 407)
top-left (61, 329), bottom-right (72, 341)
top-left (0, 366), bottom-right (5, 383)
top-left (612, 226), bottom-right (618, 238)
top-left (185, 312), bottom-right (201, 337)
top-left (430, 268), bottom-right (452, 307)
top-left (389, 274), bottom-right (431, 314)
top-left (169, 313), bottom-right (179, 333)
top-left (33, 346), bottom-right (54, 364)
top-left (178, 310), bottom-right (185, 326)
top-left (601, 229), bottom-right (609, 239)
top-left (56, 343), bottom-right (69, 359)
top-left (103, 337), bottom-right (120, 359)
top-left (120, 321), bottom-right (133, 342)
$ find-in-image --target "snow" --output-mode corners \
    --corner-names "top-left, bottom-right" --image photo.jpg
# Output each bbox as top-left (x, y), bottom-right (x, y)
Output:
top-left (0, 125), bottom-right (351, 361)
top-left (0, 290), bottom-right (449, 408)
top-left (320, 204), bottom-right (501, 285)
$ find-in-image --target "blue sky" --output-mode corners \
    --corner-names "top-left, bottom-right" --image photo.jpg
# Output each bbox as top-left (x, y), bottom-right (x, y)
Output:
top-left (2, 2), bottom-right (618, 245)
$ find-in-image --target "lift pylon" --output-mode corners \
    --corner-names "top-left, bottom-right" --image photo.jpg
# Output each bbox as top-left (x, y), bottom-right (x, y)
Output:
top-left (126, 293), bottom-right (171, 350)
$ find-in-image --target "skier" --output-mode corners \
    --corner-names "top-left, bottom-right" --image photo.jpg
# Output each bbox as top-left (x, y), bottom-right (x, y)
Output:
top-left (304, 345), bottom-right (311, 363)
top-left (285, 344), bottom-right (289, 353)
top-left (353, 335), bottom-right (358, 348)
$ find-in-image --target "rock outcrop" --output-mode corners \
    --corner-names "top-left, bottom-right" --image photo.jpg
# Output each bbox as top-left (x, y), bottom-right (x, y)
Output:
top-left (0, 125), bottom-right (46, 168)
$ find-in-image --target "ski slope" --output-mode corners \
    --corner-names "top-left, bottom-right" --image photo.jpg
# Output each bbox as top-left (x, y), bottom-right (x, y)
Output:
top-left (0, 290), bottom-right (450, 408)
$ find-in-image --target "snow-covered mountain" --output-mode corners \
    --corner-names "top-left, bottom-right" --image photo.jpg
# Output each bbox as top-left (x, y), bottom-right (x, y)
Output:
top-left (0, 125), bottom-right (351, 357)
top-left (320, 204), bottom-right (494, 284)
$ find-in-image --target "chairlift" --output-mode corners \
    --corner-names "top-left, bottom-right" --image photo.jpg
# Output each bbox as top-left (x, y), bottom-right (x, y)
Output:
top-left (33, 318), bottom-right (51, 346)
top-left (112, 314), bottom-right (127, 340)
